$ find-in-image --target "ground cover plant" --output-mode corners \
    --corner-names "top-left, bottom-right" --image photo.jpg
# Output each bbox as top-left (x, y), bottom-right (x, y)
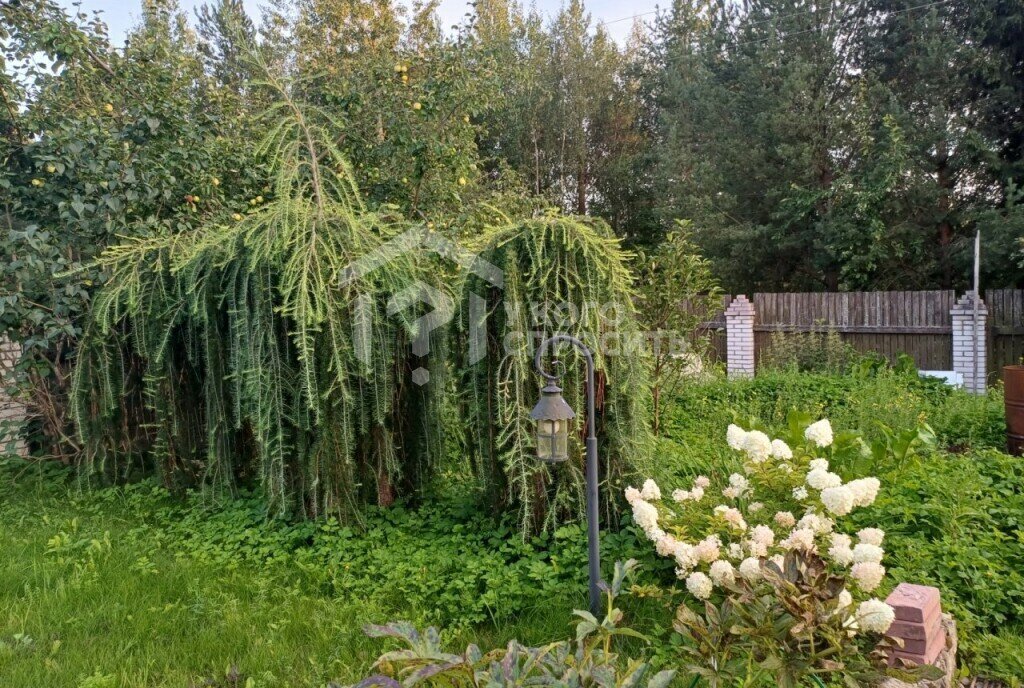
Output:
top-left (2, 369), bottom-right (1020, 685)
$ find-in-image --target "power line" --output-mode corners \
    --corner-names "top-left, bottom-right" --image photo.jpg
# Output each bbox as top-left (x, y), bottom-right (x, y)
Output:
top-left (598, 10), bottom-right (659, 28)
top-left (730, 0), bottom-right (951, 47)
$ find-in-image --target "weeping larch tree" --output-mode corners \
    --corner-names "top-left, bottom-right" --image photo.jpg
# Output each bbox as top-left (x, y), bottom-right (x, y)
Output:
top-left (70, 73), bottom-right (654, 531)
top-left (70, 71), bottom-right (434, 520)
top-left (459, 214), bottom-right (654, 533)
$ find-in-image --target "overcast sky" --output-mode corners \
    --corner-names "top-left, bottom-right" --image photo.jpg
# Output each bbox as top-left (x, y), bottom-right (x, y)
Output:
top-left (58, 0), bottom-right (661, 46)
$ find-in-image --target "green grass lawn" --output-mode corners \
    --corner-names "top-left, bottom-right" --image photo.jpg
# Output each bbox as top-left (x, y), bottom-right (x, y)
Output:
top-left (0, 469), bottom-right (581, 687)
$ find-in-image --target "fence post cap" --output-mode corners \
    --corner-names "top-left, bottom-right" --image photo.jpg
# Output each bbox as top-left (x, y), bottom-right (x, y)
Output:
top-left (724, 295), bottom-right (755, 316)
top-left (951, 293), bottom-right (987, 315)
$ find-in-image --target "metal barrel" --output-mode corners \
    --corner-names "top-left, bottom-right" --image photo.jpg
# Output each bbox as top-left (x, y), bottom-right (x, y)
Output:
top-left (1006, 366), bottom-right (1024, 456)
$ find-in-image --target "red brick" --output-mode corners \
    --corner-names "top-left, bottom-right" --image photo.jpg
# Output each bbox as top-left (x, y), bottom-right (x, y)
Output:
top-left (885, 583), bottom-right (941, 623)
top-left (888, 633), bottom-right (946, 667)
top-left (887, 603), bottom-right (941, 640)
top-left (897, 621), bottom-right (945, 655)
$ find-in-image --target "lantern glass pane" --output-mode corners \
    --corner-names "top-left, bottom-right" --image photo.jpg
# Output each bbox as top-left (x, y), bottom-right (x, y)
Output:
top-left (553, 422), bottom-right (568, 459)
top-left (537, 426), bottom-right (552, 460)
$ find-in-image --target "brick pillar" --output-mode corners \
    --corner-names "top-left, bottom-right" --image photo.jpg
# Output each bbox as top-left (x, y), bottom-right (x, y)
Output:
top-left (950, 293), bottom-right (987, 394)
top-left (725, 295), bottom-right (755, 379)
top-left (0, 336), bottom-right (27, 457)
top-left (881, 583), bottom-right (957, 687)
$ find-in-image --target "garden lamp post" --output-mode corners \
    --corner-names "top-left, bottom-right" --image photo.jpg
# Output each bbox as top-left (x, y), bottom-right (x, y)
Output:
top-left (531, 334), bottom-right (602, 616)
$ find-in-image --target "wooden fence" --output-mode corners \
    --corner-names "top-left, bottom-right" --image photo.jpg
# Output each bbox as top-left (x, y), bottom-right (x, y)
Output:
top-left (699, 289), bottom-right (1024, 380)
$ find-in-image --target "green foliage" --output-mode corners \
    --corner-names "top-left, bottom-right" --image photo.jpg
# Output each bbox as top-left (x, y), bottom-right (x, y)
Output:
top-left (647, 0), bottom-right (1024, 289)
top-left (1, 0), bottom-right (264, 459)
top-left (674, 550), bottom-right (943, 688)
top-left (635, 224), bottom-right (722, 435)
top-left (460, 214), bottom-right (654, 532)
top-left (351, 559), bottom-right (677, 688)
top-left (759, 329), bottom-right (863, 375)
top-left (652, 371), bottom-right (1020, 680)
top-left (257, 0), bottom-right (504, 220)
top-left (850, 449), bottom-right (1024, 643)
top-left (69, 62), bottom-right (431, 519)
top-left (0, 369), bottom-right (1022, 683)
top-left (0, 454), bottom-right (664, 686)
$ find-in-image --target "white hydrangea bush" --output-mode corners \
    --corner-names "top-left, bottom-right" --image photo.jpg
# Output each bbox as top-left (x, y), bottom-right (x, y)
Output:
top-left (625, 416), bottom-right (896, 636)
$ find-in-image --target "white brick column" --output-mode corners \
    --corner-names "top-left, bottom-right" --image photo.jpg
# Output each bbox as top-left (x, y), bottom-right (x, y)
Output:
top-left (0, 337), bottom-right (27, 457)
top-left (725, 295), bottom-right (756, 379)
top-left (950, 293), bottom-right (988, 394)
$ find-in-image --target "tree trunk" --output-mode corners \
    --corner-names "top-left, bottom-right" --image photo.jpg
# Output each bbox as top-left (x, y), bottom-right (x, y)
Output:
top-left (576, 159), bottom-right (587, 215)
top-left (936, 139), bottom-right (954, 288)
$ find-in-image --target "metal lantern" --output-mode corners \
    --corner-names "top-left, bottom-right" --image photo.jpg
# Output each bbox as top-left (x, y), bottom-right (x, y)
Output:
top-left (530, 382), bottom-right (575, 462)
top-left (533, 334), bottom-right (602, 616)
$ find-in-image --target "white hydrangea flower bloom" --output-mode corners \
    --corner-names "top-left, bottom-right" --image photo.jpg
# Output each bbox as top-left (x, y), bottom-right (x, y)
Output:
top-left (728, 543), bottom-right (744, 560)
top-left (769, 553), bottom-right (785, 568)
top-left (640, 479), bottom-right (661, 501)
top-left (748, 501), bottom-right (764, 513)
top-left (774, 511), bottom-right (796, 528)
top-left (809, 458), bottom-right (830, 472)
top-left (857, 528), bottom-right (885, 546)
top-left (709, 560), bottom-right (736, 587)
top-left (743, 430), bottom-right (773, 463)
top-left (806, 468), bottom-right (842, 490)
top-left (771, 439), bottom-right (793, 460)
top-left (799, 512), bottom-right (834, 534)
top-left (694, 535), bottom-right (722, 563)
top-left (747, 540), bottom-right (768, 557)
top-left (727, 424), bottom-right (748, 451)
top-left (672, 489), bottom-right (691, 503)
top-left (686, 571), bottom-right (714, 600)
top-left (828, 542), bottom-right (855, 567)
top-left (847, 477), bottom-right (881, 507)
top-left (805, 419), bottom-right (834, 447)
top-left (655, 534), bottom-right (678, 557)
top-left (850, 562), bottom-right (886, 591)
top-left (782, 527), bottom-right (816, 551)
top-left (821, 485), bottom-right (855, 516)
top-left (624, 486), bottom-right (641, 505)
top-left (673, 541), bottom-right (698, 570)
top-left (831, 533), bottom-right (853, 550)
top-left (714, 505), bottom-right (747, 532)
top-left (727, 474), bottom-right (749, 498)
top-left (739, 557), bottom-right (762, 581)
top-left (631, 499), bottom-right (659, 537)
top-left (689, 486), bottom-right (705, 501)
top-left (722, 486), bottom-right (740, 499)
top-left (793, 486), bottom-right (809, 500)
top-left (857, 599), bottom-right (896, 633)
top-left (750, 524), bottom-right (775, 547)
top-left (694, 475), bottom-right (711, 489)
top-left (852, 543), bottom-right (885, 564)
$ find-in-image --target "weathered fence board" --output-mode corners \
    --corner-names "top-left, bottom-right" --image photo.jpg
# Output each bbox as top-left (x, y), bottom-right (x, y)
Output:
top-left (988, 289), bottom-right (1024, 375)
top-left (693, 290), bottom-right (1023, 380)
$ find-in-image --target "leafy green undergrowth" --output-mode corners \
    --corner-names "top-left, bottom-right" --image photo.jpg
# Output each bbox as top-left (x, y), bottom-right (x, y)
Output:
top-left (0, 458), bottom-right (659, 687)
top-left (1, 369), bottom-right (1020, 685)
top-left (653, 370), bottom-right (1022, 682)
top-left (658, 367), bottom-right (1005, 475)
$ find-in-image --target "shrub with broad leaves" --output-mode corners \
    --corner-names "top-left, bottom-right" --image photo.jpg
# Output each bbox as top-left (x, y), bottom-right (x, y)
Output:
top-left (625, 413), bottom-right (945, 686)
top-left (347, 560), bottom-right (676, 688)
